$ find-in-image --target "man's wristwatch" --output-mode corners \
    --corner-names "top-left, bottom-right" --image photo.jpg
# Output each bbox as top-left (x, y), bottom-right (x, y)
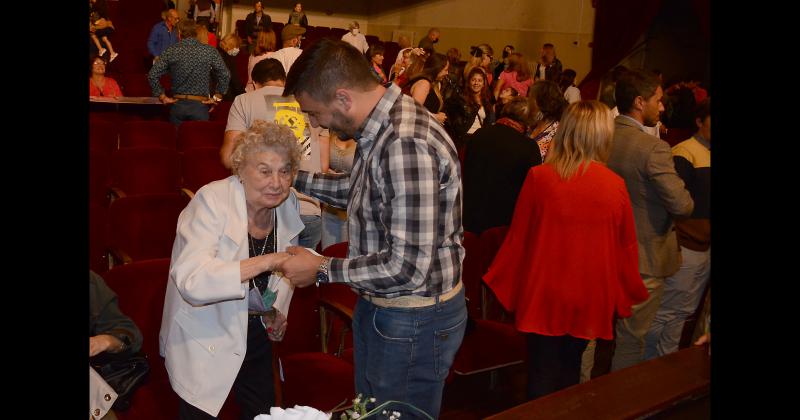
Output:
top-left (316, 257), bottom-right (330, 287)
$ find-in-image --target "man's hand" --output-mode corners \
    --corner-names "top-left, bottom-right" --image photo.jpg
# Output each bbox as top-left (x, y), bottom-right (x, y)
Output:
top-left (159, 94), bottom-right (177, 104)
top-left (279, 246), bottom-right (324, 287)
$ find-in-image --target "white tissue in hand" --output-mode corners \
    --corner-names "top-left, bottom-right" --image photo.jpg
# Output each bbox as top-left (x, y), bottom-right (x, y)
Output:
top-left (253, 405), bottom-right (331, 420)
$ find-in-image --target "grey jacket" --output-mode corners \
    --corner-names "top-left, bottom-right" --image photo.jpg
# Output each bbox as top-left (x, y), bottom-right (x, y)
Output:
top-left (607, 115), bottom-right (694, 278)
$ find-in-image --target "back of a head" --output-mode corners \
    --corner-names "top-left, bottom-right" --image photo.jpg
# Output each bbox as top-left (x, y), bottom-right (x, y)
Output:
top-left (446, 48), bottom-right (461, 66)
top-left (547, 100), bottom-right (614, 180)
top-left (508, 53), bottom-right (531, 80)
top-left (284, 39), bottom-right (378, 103)
top-left (559, 69), bottom-right (577, 90)
top-left (499, 97), bottom-right (533, 126)
top-left (255, 29), bottom-right (277, 55)
top-left (252, 58), bottom-right (286, 85)
top-left (615, 69), bottom-right (660, 114)
top-left (530, 80), bottom-right (567, 121)
top-left (177, 19), bottom-right (198, 39)
top-left (220, 33), bottom-right (241, 51)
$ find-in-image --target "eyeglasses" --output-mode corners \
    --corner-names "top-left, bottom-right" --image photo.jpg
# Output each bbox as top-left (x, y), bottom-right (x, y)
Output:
top-left (93, 61), bottom-right (106, 66)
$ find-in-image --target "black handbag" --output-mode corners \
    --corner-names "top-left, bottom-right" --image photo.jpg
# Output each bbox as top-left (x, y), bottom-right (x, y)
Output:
top-left (90, 351), bottom-right (150, 411)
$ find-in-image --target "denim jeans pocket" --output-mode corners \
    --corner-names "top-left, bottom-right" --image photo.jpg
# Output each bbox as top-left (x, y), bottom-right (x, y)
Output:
top-left (372, 307), bottom-right (416, 343)
top-left (433, 311), bottom-right (467, 378)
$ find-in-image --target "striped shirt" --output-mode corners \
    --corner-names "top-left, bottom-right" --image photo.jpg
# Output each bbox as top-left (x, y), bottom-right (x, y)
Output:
top-left (148, 38), bottom-right (229, 97)
top-left (294, 83), bottom-right (464, 298)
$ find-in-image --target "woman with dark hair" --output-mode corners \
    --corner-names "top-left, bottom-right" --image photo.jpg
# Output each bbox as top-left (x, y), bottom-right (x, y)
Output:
top-left (529, 80), bottom-right (567, 161)
top-left (89, 54), bottom-right (122, 98)
top-left (442, 47), bottom-right (464, 102)
top-left (560, 69), bottom-right (581, 104)
top-left (407, 52), bottom-right (450, 124)
top-left (494, 52), bottom-right (533, 99)
top-left (366, 43), bottom-right (388, 84)
top-left (444, 66), bottom-right (495, 150)
top-left (287, 3), bottom-right (309, 28)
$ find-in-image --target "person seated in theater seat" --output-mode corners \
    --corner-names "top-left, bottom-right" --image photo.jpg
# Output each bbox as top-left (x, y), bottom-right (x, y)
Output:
top-left (90, 270), bottom-right (143, 420)
top-left (89, 54), bottom-right (122, 98)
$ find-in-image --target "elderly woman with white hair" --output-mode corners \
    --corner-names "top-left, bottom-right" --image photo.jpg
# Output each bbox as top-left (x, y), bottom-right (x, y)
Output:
top-left (160, 120), bottom-right (304, 419)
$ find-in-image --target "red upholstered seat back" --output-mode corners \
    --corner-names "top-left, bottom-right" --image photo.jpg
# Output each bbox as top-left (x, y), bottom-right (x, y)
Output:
top-left (177, 120), bottom-right (226, 151)
top-left (119, 120), bottom-right (177, 149)
top-left (108, 193), bottom-right (189, 262)
top-left (110, 148), bottom-right (181, 196)
top-left (90, 119), bottom-right (119, 154)
top-left (90, 148), bottom-right (111, 207)
top-left (180, 147), bottom-right (231, 194)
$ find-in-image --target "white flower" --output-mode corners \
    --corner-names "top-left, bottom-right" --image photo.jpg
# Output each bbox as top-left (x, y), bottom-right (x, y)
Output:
top-left (392, 411), bottom-right (401, 417)
top-left (369, 398), bottom-right (376, 403)
top-left (353, 398), bottom-right (361, 404)
top-left (351, 413), bottom-right (360, 419)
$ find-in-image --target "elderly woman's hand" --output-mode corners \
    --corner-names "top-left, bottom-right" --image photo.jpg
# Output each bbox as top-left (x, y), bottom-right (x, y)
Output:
top-left (265, 310), bottom-right (288, 341)
top-left (266, 252), bottom-right (293, 271)
top-left (280, 246), bottom-right (324, 287)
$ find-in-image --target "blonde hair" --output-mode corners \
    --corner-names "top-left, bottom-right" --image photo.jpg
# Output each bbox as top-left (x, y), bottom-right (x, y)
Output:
top-left (230, 120), bottom-right (301, 176)
top-left (196, 25), bottom-right (209, 45)
top-left (545, 100), bottom-right (614, 180)
top-left (219, 33), bottom-right (241, 50)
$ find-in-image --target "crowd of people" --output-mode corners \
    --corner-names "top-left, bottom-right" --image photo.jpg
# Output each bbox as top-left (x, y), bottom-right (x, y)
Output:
top-left (89, 3), bottom-right (711, 419)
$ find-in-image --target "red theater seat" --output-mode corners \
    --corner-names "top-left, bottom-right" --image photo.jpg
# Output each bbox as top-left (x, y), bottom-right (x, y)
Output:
top-left (107, 193), bottom-right (189, 267)
top-left (119, 120), bottom-right (177, 149)
top-left (109, 148), bottom-right (181, 198)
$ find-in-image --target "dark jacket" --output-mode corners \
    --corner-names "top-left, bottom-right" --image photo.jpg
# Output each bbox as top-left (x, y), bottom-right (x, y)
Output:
top-left (89, 271), bottom-right (143, 354)
top-left (462, 122), bottom-right (541, 234)
top-left (534, 57), bottom-right (563, 82)
top-left (219, 47), bottom-right (244, 100)
top-left (444, 94), bottom-right (495, 149)
top-left (245, 11), bottom-right (272, 40)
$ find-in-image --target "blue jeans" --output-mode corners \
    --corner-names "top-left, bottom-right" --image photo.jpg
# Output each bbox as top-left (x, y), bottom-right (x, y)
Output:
top-left (352, 287), bottom-right (467, 419)
top-left (320, 205), bottom-right (348, 249)
top-left (298, 214), bottom-right (321, 250)
top-left (644, 246), bottom-right (711, 359)
top-left (170, 99), bottom-right (209, 127)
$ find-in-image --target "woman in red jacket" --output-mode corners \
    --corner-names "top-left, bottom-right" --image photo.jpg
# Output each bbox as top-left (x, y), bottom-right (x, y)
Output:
top-left (483, 100), bottom-right (648, 400)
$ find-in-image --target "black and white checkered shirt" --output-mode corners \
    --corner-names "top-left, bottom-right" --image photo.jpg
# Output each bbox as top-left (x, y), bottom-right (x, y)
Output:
top-left (294, 83), bottom-right (464, 298)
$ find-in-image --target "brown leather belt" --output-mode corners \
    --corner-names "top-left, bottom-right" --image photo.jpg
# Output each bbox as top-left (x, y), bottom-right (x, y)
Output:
top-left (361, 281), bottom-right (463, 308)
top-left (174, 94), bottom-right (209, 102)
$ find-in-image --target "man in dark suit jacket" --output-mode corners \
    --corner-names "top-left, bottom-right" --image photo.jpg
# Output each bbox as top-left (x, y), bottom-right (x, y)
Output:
top-left (462, 97), bottom-right (542, 234)
top-left (245, 1), bottom-right (272, 44)
top-left (606, 69), bottom-right (694, 371)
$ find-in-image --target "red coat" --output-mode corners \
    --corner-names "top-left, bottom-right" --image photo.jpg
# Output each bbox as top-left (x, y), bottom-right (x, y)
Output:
top-left (483, 162), bottom-right (648, 340)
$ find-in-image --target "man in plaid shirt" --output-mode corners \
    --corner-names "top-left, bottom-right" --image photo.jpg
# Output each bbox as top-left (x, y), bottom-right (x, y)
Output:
top-left (279, 39), bottom-right (467, 419)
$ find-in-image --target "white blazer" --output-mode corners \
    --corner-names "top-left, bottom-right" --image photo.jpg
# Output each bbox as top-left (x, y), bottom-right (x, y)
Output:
top-left (159, 175), bottom-right (304, 416)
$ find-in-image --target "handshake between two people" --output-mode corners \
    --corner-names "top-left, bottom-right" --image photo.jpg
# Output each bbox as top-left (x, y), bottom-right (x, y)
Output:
top-left (269, 246), bottom-right (326, 288)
